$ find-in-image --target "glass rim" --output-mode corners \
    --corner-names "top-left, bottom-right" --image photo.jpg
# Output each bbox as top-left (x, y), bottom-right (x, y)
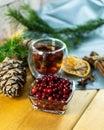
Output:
top-left (31, 38), bottom-right (67, 54)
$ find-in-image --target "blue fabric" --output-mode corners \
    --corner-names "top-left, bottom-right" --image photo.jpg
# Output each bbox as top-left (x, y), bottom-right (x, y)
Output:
top-left (39, 0), bottom-right (104, 28)
top-left (39, 0), bottom-right (104, 89)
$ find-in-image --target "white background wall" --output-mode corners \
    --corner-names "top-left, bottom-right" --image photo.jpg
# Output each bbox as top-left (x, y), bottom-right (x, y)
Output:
top-left (0, 0), bottom-right (53, 41)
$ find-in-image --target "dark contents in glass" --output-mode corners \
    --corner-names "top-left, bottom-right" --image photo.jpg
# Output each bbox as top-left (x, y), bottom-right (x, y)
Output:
top-left (32, 44), bottom-right (64, 75)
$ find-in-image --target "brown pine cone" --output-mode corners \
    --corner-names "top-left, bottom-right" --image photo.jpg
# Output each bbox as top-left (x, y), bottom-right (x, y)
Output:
top-left (0, 57), bottom-right (26, 97)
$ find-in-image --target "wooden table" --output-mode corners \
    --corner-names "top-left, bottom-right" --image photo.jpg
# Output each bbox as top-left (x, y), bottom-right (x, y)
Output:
top-left (0, 32), bottom-right (104, 130)
top-left (0, 67), bottom-right (104, 130)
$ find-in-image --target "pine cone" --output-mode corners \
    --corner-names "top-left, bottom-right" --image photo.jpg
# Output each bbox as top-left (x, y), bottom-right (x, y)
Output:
top-left (0, 57), bottom-right (26, 97)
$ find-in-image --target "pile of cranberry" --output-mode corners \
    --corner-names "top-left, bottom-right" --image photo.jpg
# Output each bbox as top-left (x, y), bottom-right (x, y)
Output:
top-left (31, 74), bottom-right (72, 102)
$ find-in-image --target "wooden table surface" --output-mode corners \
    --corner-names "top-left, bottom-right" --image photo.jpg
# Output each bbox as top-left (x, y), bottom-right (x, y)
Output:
top-left (0, 67), bottom-right (104, 130)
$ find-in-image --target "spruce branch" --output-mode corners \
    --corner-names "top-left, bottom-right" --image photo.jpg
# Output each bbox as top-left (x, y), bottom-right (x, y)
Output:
top-left (0, 37), bottom-right (28, 62)
top-left (7, 4), bottom-right (104, 51)
top-left (56, 18), bottom-right (104, 34)
top-left (21, 4), bottom-right (53, 30)
top-left (7, 5), bottom-right (55, 33)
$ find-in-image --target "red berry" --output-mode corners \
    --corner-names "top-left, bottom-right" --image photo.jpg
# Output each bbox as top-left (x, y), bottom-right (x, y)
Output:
top-left (38, 86), bottom-right (43, 92)
top-left (48, 55), bottom-right (55, 62)
top-left (36, 92), bottom-right (42, 99)
top-left (59, 91), bottom-right (63, 95)
top-left (53, 88), bottom-right (58, 92)
top-left (42, 83), bottom-right (47, 88)
top-left (62, 79), bottom-right (67, 84)
top-left (63, 95), bottom-right (69, 100)
top-left (31, 75), bottom-right (72, 104)
top-left (42, 75), bottom-right (47, 82)
top-left (49, 81), bottom-right (54, 86)
top-left (63, 88), bottom-right (70, 95)
top-left (42, 93), bottom-right (47, 99)
top-left (48, 96), bottom-right (53, 101)
top-left (47, 89), bottom-right (52, 95)
top-left (56, 95), bottom-right (60, 100)
top-left (47, 85), bottom-right (52, 88)
top-left (35, 78), bottom-right (41, 84)
top-left (36, 55), bottom-right (42, 60)
top-left (54, 98), bottom-right (59, 101)
top-left (43, 88), bottom-right (48, 94)
top-left (31, 87), bottom-right (37, 95)
top-left (48, 67), bottom-right (57, 73)
top-left (57, 51), bottom-right (63, 58)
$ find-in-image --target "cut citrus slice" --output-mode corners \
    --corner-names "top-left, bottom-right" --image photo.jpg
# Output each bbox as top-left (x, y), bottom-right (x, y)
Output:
top-left (62, 56), bottom-right (91, 77)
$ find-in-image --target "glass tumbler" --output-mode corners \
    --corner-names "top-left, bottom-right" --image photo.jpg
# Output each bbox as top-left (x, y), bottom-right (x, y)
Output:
top-left (28, 38), bottom-right (68, 78)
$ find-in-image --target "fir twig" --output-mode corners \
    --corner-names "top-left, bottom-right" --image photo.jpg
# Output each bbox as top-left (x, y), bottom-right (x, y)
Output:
top-left (56, 18), bottom-right (104, 34)
top-left (7, 5), bottom-right (55, 33)
top-left (0, 37), bottom-right (27, 62)
top-left (7, 4), bottom-right (104, 51)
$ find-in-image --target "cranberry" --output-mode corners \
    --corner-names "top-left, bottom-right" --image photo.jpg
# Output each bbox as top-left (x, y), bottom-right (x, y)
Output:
top-left (53, 75), bottom-right (58, 81)
top-left (55, 98), bottom-right (59, 101)
top-left (42, 75), bottom-right (47, 82)
top-left (49, 82), bottom-right (54, 87)
top-left (43, 88), bottom-right (48, 94)
top-left (58, 83), bottom-right (63, 88)
top-left (48, 96), bottom-right (53, 101)
top-left (53, 88), bottom-right (58, 92)
top-left (52, 93), bottom-right (57, 98)
top-left (35, 78), bottom-right (42, 84)
top-left (59, 91), bottom-right (63, 95)
top-left (31, 74), bottom-right (73, 103)
top-left (31, 87), bottom-right (37, 95)
top-left (38, 86), bottom-right (43, 92)
top-left (54, 83), bottom-right (58, 88)
top-left (48, 67), bottom-right (57, 73)
top-left (42, 83), bottom-right (47, 88)
top-left (61, 79), bottom-right (68, 84)
top-left (64, 82), bottom-right (70, 87)
top-left (36, 92), bottom-right (42, 99)
top-left (47, 76), bottom-right (52, 82)
top-left (56, 95), bottom-right (60, 100)
top-left (63, 88), bottom-right (70, 95)
top-left (63, 95), bottom-right (69, 100)
top-left (47, 84), bottom-right (52, 88)
top-left (57, 51), bottom-right (63, 58)
top-left (42, 93), bottom-right (47, 99)
top-left (47, 89), bottom-right (53, 95)
top-left (37, 101), bottom-right (43, 108)
top-left (48, 55), bottom-right (55, 62)
top-left (36, 55), bottom-right (42, 60)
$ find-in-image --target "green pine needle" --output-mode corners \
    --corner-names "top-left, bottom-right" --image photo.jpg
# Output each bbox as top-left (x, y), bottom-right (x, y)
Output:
top-left (7, 4), bottom-right (104, 52)
top-left (56, 18), bottom-right (104, 34)
top-left (0, 37), bottom-right (28, 62)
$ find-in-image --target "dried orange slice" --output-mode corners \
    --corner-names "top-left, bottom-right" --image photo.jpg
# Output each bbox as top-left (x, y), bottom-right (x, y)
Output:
top-left (62, 56), bottom-right (91, 77)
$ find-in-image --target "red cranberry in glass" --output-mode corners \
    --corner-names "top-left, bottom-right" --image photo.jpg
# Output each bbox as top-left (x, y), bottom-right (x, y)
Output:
top-left (29, 74), bottom-right (75, 114)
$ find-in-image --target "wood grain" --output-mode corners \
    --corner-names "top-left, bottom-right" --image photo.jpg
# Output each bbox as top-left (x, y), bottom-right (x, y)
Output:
top-left (73, 90), bottom-right (104, 130)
